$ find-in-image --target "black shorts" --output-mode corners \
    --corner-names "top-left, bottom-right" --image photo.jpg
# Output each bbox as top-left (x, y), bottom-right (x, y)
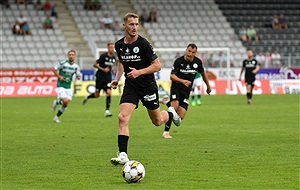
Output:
top-left (120, 83), bottom-right (159, 110)
top-left (95, 77), bottom-right (111, 92)
top-left (169, 86), bottom-right (190, 110)
top-left (245, 77), bottom-right (255, 87)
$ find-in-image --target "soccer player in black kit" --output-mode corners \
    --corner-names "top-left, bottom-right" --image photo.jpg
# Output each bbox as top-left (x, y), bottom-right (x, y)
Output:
top-left (82, 42), bottom-right (116, 117)
top-left (161, 44), bottom-right (211, 138)
top-left (109, 12), bottom-right (181, 165)
top-left (239, 49), bottom-right (260, 104)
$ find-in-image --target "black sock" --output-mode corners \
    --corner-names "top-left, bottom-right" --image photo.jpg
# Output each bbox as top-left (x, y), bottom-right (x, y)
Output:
top-left (118, 135), bottom-right (129, 153)
top-left (88, 93), bottom-right (95, 99)
top-left (164, 112), bottom-right (173, 132)
top-left (250, 93), bottom-right (252, 99)
top-left (106, 96), bottom-right (111, 110)
top-left (246, 93), bottom-right (251, 100)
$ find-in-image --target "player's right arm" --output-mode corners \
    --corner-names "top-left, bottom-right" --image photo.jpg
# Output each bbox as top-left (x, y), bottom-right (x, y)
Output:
top-left (111, 60), bottom-right (124, 89)
top-left (170, 61), bottom-right (191, 87)
top-left (170, 74), bottom-right (191, 87)
top-left (239, 61), bottom-right (245, 80)
top-left (93, 62), bottom-right (110, 73)
top-left (52, 65), bottom-right (64, 81)
top-left (239, 67), bottom-right (244, 81)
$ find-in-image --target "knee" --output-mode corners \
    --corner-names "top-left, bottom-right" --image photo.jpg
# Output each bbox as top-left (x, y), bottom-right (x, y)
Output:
top-left (62, 100), bottom-right (69, 107)
top-left (118, 112), bottom-right (128, 126)
top-left (152, 118), bottom-right (162, 127)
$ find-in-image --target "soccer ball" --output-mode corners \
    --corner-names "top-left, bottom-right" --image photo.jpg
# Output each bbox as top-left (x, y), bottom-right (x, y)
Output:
top-left (122, 160), bottom-right (145, 183)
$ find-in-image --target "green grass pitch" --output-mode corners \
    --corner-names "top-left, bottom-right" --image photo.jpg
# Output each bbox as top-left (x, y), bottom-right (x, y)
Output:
top-left (1, 94), bottom-right (299, 189)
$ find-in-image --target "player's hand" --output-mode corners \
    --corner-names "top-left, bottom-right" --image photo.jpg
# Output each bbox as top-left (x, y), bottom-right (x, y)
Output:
top-left (182, 80), bottom-right (191, 87)
top-left (77, 74), bottom-right (81, 80)
top-left (103, 67), bottom-right (110, 73)
top-left (206, 86), bottom-right (211, 95)
top-left (58, 76), bottom-right (65, 81)
top-left (127, 67), bottom-right (141, 78)
top-left (111, 80), bottom-right (118, 89)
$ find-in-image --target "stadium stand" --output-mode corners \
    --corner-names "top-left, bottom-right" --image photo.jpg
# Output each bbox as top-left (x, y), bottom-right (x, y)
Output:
top-left (130, 0), bottom-right (246, 67)
top-left (215, 0), bottom-right (300, 66)
top-left (1, 1), bottom-right (69, 69)
top-left (1, 0), bottom-right (299, 69)
top-left (66, 0), bottom-right (120, 46)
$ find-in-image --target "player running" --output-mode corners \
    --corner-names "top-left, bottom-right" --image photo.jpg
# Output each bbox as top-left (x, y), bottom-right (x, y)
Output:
top-left (51, 50), bottom-right (81, 123)
top-left (82, 42), bottom-right (116, 117)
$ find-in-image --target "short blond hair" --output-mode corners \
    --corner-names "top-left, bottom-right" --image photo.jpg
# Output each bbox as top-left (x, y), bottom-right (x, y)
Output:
top-left (123, 12), bottom-right (139, 23)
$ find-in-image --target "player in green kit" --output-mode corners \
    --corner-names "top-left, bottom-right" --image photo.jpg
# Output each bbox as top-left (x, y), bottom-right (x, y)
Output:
top-left (191, 72), bottom-right (202, 106)
top-left (51, 50), bottom-right (81, 123)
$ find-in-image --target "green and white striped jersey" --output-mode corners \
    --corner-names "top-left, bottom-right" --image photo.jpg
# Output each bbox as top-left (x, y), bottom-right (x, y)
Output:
top-left (54, 60), bottom-right (81, 89)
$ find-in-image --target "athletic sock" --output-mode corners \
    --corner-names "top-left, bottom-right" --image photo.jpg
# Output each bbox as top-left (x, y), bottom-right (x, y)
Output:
top-left (87, 93), bottom-right (95, 99)
top-left (246, 93), bottom-right (251, 100)
top-left (106, 96), bottom-right (111, 110)
top-left (197, 94), bottom-right (201, 100)
top-left (191, 95), bottom-right (195, 102)
top-left (57, 106), bottom-right (66, 117)
top-left (118, 135), bottom-right (129, 154)
top-left (57, 99), bottom-right (62, 105)
top-left (164, 112), bottom-right (173, 132)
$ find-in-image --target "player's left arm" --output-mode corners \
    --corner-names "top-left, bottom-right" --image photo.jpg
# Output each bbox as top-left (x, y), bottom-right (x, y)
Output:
top-left (76, 67), bottom-right (82, 80)
top-left (252, 64), bottom-right (260, 74)
top-left (201, 71), bottom-right (211, 95)
top-left (127, 58), bottom-right (161, 78)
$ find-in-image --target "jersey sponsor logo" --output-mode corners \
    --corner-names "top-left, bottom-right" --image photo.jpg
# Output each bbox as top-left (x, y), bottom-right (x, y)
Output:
top-left (143, 93), bottom-right (156, 101)
top-left (120, 55), bottom-right (141, 62)
top-left (104, 61), bottom-right (114, 66)
top-left (179, 69), bottom-right (197, 74)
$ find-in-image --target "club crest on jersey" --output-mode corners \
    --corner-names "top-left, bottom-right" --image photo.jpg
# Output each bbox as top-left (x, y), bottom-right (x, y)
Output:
top-left (193, 63), bottom-right (198, 68)
top-left (133, 47), bottom-right (139, 53)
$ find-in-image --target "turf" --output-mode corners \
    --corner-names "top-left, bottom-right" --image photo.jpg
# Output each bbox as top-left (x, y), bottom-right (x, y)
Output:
top-left (1, 94), bottom-right (299, 189)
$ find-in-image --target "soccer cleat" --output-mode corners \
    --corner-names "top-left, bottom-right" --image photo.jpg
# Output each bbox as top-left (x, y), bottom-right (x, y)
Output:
top-left (162, 132), bottom-right (172, 138)
top-left (197, 100), bottom-right (202, 105)
top-left (168, 106), bottom-right (181, 126)
top-left (247, 99), bottom-right (252, 105)
top-left (82, 96), bottom-right (88, 105)
top-left (51, 100), bottom-right (57, 113)
top-left (159, 95), bottom-right (169, 105)
top-left (104, 110), bottom-right (112, 117)
top-left (191, 101), bottom-right (196, 106)
top-left (110, 152), bottom-right (129, 166)
top-left (53, 116), bottom-right (61, 123)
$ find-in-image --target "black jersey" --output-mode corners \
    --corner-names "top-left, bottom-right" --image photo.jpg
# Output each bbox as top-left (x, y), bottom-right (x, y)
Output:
top-left (171, 56), bottom-right (204, 92)
top-left (115, 35), bottom-right (158, 89)
top-left (95, 52), bottom-right (116, 81)
top-left (242, 58), bottom-right (258, 80)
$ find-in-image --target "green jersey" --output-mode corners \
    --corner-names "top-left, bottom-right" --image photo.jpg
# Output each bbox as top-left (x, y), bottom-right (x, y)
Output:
top-left (54, 60), bottom-right (81, 89)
